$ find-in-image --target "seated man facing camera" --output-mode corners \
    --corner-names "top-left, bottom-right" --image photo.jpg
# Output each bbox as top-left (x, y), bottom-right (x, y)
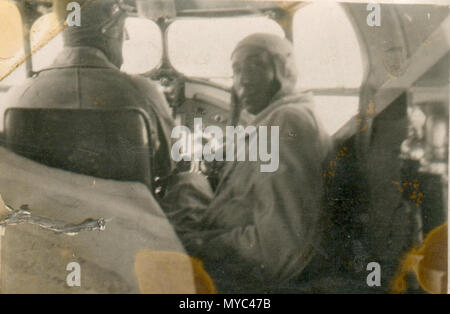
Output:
top-left (162, 34), bottom-right (334, 293)
top-left (3, 0), bottom-right (174, 187)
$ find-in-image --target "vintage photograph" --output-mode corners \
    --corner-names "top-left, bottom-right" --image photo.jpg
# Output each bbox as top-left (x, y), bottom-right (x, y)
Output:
top-left (0, 0), bottom-right (448, 295)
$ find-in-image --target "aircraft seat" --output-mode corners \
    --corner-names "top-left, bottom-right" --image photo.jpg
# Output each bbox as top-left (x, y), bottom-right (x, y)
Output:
top-left (3, 108), bottom-right (154, 189)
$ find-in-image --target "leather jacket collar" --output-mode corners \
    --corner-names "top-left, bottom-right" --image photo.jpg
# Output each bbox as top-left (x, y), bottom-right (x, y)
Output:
top-left (42, 46), bottom-right (118, 71)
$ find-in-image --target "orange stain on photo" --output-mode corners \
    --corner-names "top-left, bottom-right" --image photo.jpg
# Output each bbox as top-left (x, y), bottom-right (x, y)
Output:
top-left (134, 250), bottom-right (216, 294)
top-left (391, 222), bottom-right (448, 294)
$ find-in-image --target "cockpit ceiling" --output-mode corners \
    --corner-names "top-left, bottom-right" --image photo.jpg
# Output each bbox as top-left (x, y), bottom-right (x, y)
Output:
top-left (26, 0), bottom-right (298, 17)
top-left (138, 0), bottom-right (298, 18)
top-left (173, 0), bottom-right (288, 13)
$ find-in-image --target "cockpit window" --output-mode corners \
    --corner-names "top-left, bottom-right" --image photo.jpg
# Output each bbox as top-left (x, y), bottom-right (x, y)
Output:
top-left (31, 13), bottom-right (63, 72)
top-left (293, 2), bottom-right (365, 135)
top-left (167, 17), bottom-right (284, 86)
top-left (0, 0), bottom-right (25, 87)
top-left (31, 16), bottom-right (162, 74)
top-left (121, 17), bottom-right (162, 74)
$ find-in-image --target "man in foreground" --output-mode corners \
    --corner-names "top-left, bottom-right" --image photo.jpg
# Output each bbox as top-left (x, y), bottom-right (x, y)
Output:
top-left (3, 0), bottom-right (174, 183)
top-left (162, 33), bottom-right (334, 293)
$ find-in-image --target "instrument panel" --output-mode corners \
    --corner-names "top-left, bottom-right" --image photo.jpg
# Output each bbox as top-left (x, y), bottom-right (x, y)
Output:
top-left (175, 79), bottom-right (232, 132)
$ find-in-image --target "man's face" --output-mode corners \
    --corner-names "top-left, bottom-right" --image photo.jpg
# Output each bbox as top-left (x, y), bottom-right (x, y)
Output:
top-left (232, 47), bottom-right (279, 115)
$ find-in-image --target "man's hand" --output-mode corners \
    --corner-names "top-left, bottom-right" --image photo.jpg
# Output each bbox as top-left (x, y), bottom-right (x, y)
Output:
top-left (0, 195), bottom-right (9, 221)
top-left (200, 159), bottom-right (226, 177)
top-left (0, 194), bottom-right (9, 236)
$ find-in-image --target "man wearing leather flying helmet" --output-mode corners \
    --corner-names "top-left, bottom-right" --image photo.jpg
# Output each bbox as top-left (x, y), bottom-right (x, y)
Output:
top-left (162, 33), bottom-right (334, 293)
top-left (4, 0), bottom-right (174, 183)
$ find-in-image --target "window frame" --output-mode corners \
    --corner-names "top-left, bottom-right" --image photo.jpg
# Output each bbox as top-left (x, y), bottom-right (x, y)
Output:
top-left (165, 15), bottom-right (285, 81)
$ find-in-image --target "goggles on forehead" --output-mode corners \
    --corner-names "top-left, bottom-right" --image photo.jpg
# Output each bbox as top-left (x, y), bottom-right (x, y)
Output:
top-left (99, 0), bottom-right (134, 38)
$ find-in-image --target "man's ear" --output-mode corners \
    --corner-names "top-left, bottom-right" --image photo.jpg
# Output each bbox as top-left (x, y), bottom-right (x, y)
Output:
top-left (273, 54), bottom-right (298, 93)
top-left (272, 78), bottom-right (281, 96)
top-left (103, 17), bottom-right (126, 40)
top-left (268, 55), bottom-right (281, 95)
top-left (229, 88), bottom-right (241, 126)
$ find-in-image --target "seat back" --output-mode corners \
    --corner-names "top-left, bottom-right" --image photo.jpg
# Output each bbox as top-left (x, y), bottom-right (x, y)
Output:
top-left (4, 108), bottom-right (153, 188)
